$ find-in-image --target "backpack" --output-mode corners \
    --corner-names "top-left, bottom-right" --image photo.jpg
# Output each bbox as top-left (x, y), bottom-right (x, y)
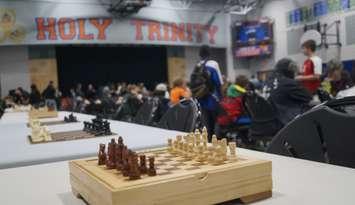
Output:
top-left (190, 61), bottom-right (214, 99)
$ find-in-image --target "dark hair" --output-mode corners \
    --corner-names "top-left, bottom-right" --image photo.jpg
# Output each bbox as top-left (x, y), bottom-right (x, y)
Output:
top-left (327, 59), bottom-right (343, 74)
top-left (275, 58), bottom-right (298, 79)
top-left (302, 40), bottom-right (317, 52)
top-left (235, 75), bottom-right (249, 88)
top-left (199, 45), bottom-right (210, 59)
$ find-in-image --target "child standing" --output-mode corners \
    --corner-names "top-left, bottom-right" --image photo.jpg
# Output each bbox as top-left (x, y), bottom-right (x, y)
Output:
top-left (297, 40), bottom-right (323, 94)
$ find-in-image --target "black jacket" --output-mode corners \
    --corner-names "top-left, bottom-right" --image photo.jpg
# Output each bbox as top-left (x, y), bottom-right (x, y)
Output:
top-left (42, 85), bottom-right (56, 100)
top-left (267, 74), bottom-right (312, 125)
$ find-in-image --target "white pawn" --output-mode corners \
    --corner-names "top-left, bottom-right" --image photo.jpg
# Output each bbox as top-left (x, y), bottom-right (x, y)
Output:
top-left (212, 135), bottom-right (218, 147)
top-left (228, 142), bottom-right (237, 161)
top-left (194, 129), bottom-right (201, 146)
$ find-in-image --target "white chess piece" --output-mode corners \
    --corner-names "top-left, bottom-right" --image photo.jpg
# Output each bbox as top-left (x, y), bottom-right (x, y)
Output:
top-left (228, 142), bottom-right (237, 161)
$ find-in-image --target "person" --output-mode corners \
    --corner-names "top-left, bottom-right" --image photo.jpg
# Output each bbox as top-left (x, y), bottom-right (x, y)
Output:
top-left (151, 83), bottom-right (170, 124)
top-left (296, 40), bottom-right (323, 94)
top-left (42, 81), bottom-right (57, 110)
top-left (215, 75), bottom-right (249, 137)
top-left (29, 84), bottom-right (41, 107)
top-left (170, 78), bottom-right (191, 105)
top-left (16, 87), bottom-right (30, 105)
top-left (331, 69), bottom-right (353, 96)
top-left (190, 45), bottom-right (223, 140)
top-left (337, 68), bottom-right (355, 98)
top-left (321, 59), bottom-right (343, 97)
top-left (86, 84), bottom-right (96, 101)
top-left (75, 83), bottom-right (84, 97)
top-left (114, 85), bottom-right (143, 122)
top-left (266, 58), bottom-right (312, 126)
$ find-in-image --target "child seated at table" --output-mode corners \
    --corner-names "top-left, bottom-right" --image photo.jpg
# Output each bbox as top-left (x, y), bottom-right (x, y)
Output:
top-left (215, 75), bottom-right (250, 137)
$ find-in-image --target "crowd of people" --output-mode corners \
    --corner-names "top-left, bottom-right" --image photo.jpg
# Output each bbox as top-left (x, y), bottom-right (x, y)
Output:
top-left (2, 42), bottom-right (355, 145)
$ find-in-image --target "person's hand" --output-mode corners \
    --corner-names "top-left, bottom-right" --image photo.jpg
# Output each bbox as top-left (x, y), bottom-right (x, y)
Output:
top-left (295, 76), bottom-right (303, 81)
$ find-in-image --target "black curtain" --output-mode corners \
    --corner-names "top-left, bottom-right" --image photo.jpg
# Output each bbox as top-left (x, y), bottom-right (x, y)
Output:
top-left (56, 45), bottom-right (167, 95)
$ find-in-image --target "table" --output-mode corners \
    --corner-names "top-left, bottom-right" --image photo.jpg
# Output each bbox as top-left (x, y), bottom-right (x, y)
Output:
top-left (0, 111), bottom-right (183, 169)
top-left (0, 149), bottom-right (354, 205)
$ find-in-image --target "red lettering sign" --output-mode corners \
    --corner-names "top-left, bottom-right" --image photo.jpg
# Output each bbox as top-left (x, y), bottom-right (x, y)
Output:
top-left (36, 17), bottom-right (57, 40)
top-left (131, 20), bottom-right (219, 44)
top-left (36, 17), bottom-right (112, 41)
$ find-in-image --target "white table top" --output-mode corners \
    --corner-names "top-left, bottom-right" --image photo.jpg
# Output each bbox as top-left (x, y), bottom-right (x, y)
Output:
top-left (0, 111), bottom-right (183, 169)
top-left (0, 148), bottom-right (354, 205)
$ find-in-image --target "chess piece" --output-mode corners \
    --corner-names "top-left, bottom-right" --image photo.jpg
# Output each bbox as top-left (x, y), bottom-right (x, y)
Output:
top-left (103, 120), bottom-right (112, 136)
top-left (147, 156), bottom-right (157, 176)
top-left (167, 138), bottom-right (173, 153)
top-left (31, 125), bottom-right (52, 142)
top-left (122, 158), bottom-right (130, 177)
top-left (211, 145), bottom-right (225, 166)
top-left (196, 145), bottom-right (206, 162)
top-left (116, 137), bottom-right (124, 170)
top-left (187, 143), bottom-right (195, 159)
top-left (98, 144), bottom-right (107, 165)
top-left (129, 153), bottom-right (141, 180)
top-left (139, 155), bottom-right (147, 174)
top-left (228, 142), bottom-right (237, 161)
top-left (106, 138), bottom-right (117, 169)
top-left (196, 145), bottom-right (207, 163)
top-left (202, 127), bottom-right (208, 147)
top-left (183, 142), bottom-right (190, 158)
top-left (220, 138), bottom-right (228, 161)
top-left (190, 132), bottom-right (196, 146)
top-left (212, 135), bottom-right (218, 147)
top-left (194, 129), bottom-right (201, 146)
top-left (121, 147), bottom-right (130, 177)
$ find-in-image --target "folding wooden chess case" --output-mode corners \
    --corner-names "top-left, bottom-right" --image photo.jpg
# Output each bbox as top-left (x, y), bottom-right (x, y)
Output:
top-left (69, 148), bottom-right (272, 205)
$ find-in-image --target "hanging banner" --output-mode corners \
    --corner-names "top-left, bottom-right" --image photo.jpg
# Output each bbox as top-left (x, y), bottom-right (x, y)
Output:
top-left (286, 0), bottom-right (354, 27)
top-left (0, 1), bottom-right (227, 47)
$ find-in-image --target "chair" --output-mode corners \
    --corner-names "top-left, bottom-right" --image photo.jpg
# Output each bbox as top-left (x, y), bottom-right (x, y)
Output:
top-left (158, 99), bottom-right (199, 132)
top-left (323, 96), bottom-right (355, 115)
top-left (243, 92), bottom-right (281, 141)
top-left (267, 106), bottom-right (355, 168)
top-left (134, 97), bottom-right (159, 126)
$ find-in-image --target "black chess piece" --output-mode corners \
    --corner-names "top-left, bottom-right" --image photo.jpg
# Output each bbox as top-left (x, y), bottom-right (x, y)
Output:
top-left (83, 121), bottom-right (89, 131)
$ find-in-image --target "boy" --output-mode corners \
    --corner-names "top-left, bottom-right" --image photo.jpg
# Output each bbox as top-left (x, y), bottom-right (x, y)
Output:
top-left (296, 40), bottom-right (322, 94)
top-left (216, 75), bottom-right (249, 137)
top-left (170, 78), bottom-right (191, 105)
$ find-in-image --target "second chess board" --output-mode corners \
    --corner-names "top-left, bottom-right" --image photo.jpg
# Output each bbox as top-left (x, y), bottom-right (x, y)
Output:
top-left (28, 130), bottom-right (116, 144)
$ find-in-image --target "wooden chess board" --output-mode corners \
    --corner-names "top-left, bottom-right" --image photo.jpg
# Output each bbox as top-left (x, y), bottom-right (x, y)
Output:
top-left (27, 120), bottom-right (79, 127)
top-left (29, 130), bottom-right (116, 144)
top-left (69, 148), bottom-right (272, 205)
top-left (28, 110), bottom-right (58, 119)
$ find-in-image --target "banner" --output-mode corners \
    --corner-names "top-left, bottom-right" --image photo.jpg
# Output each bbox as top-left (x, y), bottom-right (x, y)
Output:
top-left (286, 0), bottom-right (354, 27)
top-left (0, 1), bottom-right (227, 47)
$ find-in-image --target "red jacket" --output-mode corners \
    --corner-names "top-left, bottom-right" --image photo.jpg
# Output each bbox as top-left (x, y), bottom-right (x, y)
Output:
top-left (217, 96), bottom-right (243, 126)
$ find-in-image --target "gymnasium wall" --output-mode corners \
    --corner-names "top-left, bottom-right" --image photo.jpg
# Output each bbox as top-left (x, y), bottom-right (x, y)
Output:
top-left (0, 46), bottom-right (30, 97)
top-left (260, 0), bottom-right (355, 69)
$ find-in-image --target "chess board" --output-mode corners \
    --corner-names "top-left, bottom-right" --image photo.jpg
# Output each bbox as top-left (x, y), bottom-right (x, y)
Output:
top-left (28, 130), bottom-right (116, 144)
top-left (26, 120), bottom-right (79, 127)
top-left (69, 148), bottom-right (272, 205)
top-left (28, 110), bottom-right (58, 119)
